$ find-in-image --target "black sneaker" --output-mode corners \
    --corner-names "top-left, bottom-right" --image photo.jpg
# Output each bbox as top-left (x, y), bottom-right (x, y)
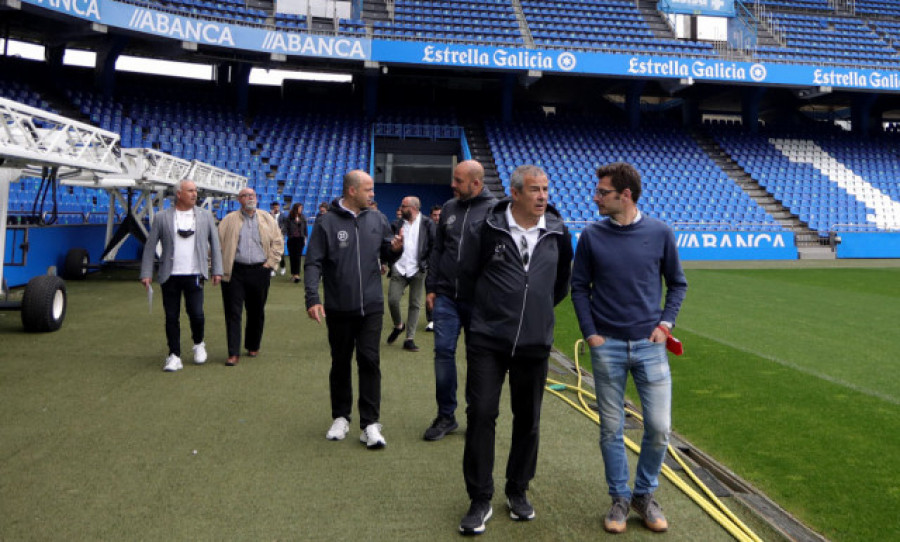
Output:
top-left (423, 415), bottom-right (458, 441)
top-left (506, 492), bottom-right (535, 521)
top-left (402, 339), bottom-right (420, 352)
top-left (459, 499), bottom-right (492, 535)
top-left (386, 323), bottom-right (405, 344)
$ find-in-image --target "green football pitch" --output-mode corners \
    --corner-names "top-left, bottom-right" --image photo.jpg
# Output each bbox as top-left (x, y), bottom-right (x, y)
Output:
top-left (555, 261), bottom-right (900, 542)
top-left (1, 262), bottom-right (897, 541)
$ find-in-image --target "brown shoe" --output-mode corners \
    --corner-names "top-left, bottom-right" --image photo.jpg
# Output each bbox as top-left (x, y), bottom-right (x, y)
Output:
top-left (631, 494), bottom-right (668, 532)
top-left (226, 356), bottom-right (239, 366)
top-left (247, 351), bottom-right (259, 358)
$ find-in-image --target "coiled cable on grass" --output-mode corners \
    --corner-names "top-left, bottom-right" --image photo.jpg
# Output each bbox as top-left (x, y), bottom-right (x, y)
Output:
top-left (544, 339), bottom-right (762, 542)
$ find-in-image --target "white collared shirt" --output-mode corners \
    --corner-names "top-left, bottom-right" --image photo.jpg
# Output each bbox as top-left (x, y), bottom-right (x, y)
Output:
top-left (610, 209), bottom-right (642, 227)
top-left (394, 213), bottom-right (421, 277)
top-left (505, 206), bottom-right (545, 272)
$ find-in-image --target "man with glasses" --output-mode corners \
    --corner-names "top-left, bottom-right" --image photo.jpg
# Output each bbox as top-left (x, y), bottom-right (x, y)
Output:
top-left (456, 165), bottom-right (572, 535)
top-left (218, 188), bottom-right (284, 366)
top-left (386, 196), bottom-right (435, 353)
top-left (140, 179), bottom-right (223, 372)
top-left (571, 162), bottom-right (687, 534)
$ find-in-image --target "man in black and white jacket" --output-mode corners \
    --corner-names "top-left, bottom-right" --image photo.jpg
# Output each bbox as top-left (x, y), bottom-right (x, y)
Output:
top-left (304, 170), bottom-right (403, 450)
top-left (456, 165), bottom-right (572, 535)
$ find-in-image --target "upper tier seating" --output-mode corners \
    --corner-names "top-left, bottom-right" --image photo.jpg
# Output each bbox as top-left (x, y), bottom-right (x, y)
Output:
top-left (521, 0), bottom-right (715, 56)
top-left (372, 0), bottom-right (523, 45)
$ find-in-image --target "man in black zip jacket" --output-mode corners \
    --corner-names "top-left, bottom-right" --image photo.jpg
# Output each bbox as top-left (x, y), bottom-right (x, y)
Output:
top-left (456, 165), bottom-right (573, 535)
top-left (305, 170), bottom-right (403, 450)
top-left (423, 160), bottom-right (497, 442)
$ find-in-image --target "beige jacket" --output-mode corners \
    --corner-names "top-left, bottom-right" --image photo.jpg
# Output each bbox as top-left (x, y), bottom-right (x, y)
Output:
top-left (218, 209), bottom-right (284, 282)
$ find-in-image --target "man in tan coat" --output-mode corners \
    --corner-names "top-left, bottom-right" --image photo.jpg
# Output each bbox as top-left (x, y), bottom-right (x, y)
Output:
top-left (218, 187), bottom-right (284, 366)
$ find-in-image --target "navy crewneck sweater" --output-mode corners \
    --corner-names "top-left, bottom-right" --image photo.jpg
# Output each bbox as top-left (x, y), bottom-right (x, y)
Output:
top-left (571, 215), bottom-right (688, 341)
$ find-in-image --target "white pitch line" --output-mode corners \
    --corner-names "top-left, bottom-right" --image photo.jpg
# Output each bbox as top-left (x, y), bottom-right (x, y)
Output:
top-left (677, 325), bottom-right (900, 406)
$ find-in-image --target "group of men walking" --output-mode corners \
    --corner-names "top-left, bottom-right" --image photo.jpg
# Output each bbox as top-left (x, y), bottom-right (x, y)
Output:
top-left (140, 159), bottom-right (687, 536)
top-left (140, 181), bottom-right (284, 371)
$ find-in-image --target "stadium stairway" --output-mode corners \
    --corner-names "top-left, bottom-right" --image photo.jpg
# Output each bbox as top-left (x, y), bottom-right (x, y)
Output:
top-left (635, 0), bottom-right (679, 40)
top-left (462, 118), bottom-right (506, 199)
top-left (363, 0), bottom-right (391, 24)
top-left (689, 127), bottom-right (822, 244)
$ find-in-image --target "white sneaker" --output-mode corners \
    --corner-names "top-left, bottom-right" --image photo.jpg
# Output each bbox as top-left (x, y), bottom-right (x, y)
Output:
top-left (192, 342), bottom-right (207, 364)
top-left (163, 354), bottom-right (183, 372)
top-left (279, 267), bottom-right (286, 276)
top-left (425, 321), bottom-right (434, 331)
top-left (360, 423), bottom-right (386, 449)
top-left (326, 417), bottom-right (350, 441)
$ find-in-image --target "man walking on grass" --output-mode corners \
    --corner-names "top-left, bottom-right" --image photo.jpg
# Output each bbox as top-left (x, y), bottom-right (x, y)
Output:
top-left (457, 165), bottom-right (572, 535)
top-left (305, 170), bottom-right (403, 449)
top-left (571, 162), bottom-right (687, 534)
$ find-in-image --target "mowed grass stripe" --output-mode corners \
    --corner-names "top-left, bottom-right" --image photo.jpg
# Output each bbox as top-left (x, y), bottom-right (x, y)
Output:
top-left (554, 267), bottom-right (900, 542)
top-left (676, 323), bottom-right (899, 406)
top-left (677, 269), bottom-right (900, 402)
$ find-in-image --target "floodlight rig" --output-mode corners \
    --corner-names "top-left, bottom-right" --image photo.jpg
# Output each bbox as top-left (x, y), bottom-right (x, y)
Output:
top-left (0, 96), bottom-right (121, 331)
top-left (62, 148), bottom-right (247, 262)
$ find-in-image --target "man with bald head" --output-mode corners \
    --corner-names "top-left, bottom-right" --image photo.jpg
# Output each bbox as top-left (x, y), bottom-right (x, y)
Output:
top-left (386, 196), bottom-right (435, 352)
top-left (423, 159), bottom-right (497, 441)
top-left (305, 170), bottom-right (403, 449)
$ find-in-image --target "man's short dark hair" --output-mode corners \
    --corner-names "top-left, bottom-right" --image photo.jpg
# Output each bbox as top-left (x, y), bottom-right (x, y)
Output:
top-left (596, 162), bottom-right (642, 203)
top-left (271, 201), bottom-right (280, 208)
top-left (431, 205), bottom-right (441, 213)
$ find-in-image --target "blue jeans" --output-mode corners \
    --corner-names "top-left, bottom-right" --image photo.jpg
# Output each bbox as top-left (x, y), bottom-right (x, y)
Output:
top-left (432, 295), bottom-right (472, 418)
top-left (591, 337), bottom-right (671, 499)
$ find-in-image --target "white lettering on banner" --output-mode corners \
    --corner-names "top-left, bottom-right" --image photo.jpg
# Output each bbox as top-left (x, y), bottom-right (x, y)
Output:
top-left (421, 46), bottom-right (558, 69)
top-left (33, 0), bottom-right (100, 19)
top-left (677, 233), bottom-right (786, 249)
top-left (129, 9), bottom-right (234, 46)
top-left (261, 32), bottom-right (365, 58)
top-left (627, 58), bottom-right (749, 81)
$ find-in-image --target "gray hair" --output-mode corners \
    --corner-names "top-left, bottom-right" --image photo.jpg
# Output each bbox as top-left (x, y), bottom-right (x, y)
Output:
top-left (174, 178), bottom-right (193, 194)
top-left (510, 165), bottom-right (547, 192)
top-left (405, 196), bottom-right (421, 210)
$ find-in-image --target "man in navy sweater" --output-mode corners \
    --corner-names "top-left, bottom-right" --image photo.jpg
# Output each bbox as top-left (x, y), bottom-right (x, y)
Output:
top-left (571, 162), bottom-right (687, 534)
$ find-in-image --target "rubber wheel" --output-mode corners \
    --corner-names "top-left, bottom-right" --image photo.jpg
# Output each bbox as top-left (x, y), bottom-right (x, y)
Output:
top-left (64, 248), bottom-right (90, 280)
top-left (21, 275), bottom-right (67, 332)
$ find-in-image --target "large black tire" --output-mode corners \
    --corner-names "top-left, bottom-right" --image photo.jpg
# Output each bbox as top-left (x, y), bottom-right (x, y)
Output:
top-left (21, 275), bottom-right (67, 332)
top-left (64, 248), bottom-right (90, 280)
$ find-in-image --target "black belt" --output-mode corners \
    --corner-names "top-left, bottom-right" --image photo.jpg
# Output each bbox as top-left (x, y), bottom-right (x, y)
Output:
top-left (233, 261), bottom-right (266, 269)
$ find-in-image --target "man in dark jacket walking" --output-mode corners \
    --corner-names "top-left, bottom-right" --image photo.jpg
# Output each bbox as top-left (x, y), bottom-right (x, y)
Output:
top-left (423, 160), bottom-right (497, 442)
top-left (305, 170), bottom-right (403, 449)
top-left (457, 165), bottom-right (572, 535)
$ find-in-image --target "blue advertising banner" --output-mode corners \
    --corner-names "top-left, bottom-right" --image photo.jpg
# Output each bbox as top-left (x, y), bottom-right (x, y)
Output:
top-left (15, 0), bottom-right (900, 92)
top-left (18, 0), bottom-right (371, 60)
top-left (674, 231), bottom-right (797, 260)
top-left (659, 0), bottom-right (735, 17)
top-left (835, 232), bottom-right (900, 258)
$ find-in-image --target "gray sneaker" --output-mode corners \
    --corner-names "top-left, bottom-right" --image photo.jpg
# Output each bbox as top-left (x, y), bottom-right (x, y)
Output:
top-left (631, 493), bottom-right (668, 532)
top-left (603, 497), bottom-right (630, 533)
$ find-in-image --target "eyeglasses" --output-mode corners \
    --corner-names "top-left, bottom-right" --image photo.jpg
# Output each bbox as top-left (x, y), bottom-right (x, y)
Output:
top-left (595, 187), bottom-right (617, 197)
top-left (238, 193), bottom-right (255, 199)
top-left (519, 236), bottom-right (529, 266)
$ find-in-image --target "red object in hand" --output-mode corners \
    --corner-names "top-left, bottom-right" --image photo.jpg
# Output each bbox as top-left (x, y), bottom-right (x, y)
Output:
top-left (666, 336), bottom-right (683, 356)
top-left (657, 324), bottom-right (683, 356)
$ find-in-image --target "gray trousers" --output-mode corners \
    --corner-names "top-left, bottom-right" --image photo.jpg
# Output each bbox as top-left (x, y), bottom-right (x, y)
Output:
top-left (388, 269), bottom-right (426, 340)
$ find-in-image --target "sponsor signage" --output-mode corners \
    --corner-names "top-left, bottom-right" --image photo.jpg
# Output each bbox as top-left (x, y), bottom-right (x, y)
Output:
top-left (674, 231), bottom-right (797, 260)
top-left (835, 232), bottom-right (900, 258)
top-left (16, 0), bottom-right (900, 91)
top-left (19, 0), bottom-right (371, 59)
top-left (659, 0), bottom-right (735, 17)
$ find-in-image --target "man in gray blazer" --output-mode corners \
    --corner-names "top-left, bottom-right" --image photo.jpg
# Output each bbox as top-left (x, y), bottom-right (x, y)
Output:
top-left (140, 179), bottom-right (223, 372)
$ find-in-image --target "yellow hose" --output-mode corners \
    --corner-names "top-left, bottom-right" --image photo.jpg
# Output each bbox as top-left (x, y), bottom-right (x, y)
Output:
top-left (544, 339), bottom-right (762, 542)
